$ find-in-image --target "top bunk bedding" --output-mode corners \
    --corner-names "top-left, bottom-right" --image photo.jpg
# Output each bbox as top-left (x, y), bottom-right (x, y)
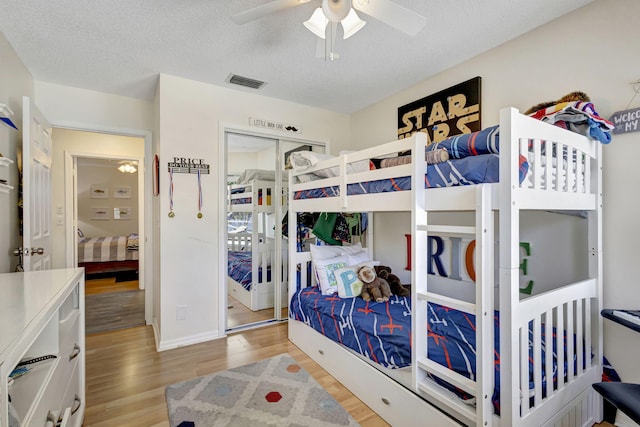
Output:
top-left (228, 171), bottom-right (287, 208)
top-left (289, 104), bottom-right (613, 206)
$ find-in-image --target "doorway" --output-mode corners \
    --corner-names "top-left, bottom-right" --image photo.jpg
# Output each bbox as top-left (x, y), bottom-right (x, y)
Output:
top-left (221, 125), bottom-right (326, 332)
top-left (75, 156), bottom-right (144, 333)
top-left (55, 127), bottom-right (150, 331)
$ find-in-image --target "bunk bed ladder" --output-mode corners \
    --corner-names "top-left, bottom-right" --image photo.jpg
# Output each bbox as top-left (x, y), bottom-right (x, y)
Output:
top-left (414, 183), bottom-right (494, 426)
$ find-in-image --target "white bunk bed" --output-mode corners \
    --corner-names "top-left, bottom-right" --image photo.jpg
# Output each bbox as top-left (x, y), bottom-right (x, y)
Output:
top-left (287, 108), bottom-right (605, 427)
top-left (228, 179), bottom-right (287, 311)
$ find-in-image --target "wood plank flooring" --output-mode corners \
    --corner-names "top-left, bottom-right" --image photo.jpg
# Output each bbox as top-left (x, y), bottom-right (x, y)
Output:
top-left (84, 323), bottom-right (389, 427)
top-left (85, 276), bottom-right (140, 295)
top-left (84, 318), bottom-right (616, 427)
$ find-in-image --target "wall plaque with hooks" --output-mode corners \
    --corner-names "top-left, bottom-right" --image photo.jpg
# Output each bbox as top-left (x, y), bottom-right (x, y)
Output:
top-left (167, 157), bottom-right (210, 174)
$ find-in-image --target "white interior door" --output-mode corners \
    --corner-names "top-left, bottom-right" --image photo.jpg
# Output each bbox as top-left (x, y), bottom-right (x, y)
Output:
top-left (21, 96), bottom-right (52, 271)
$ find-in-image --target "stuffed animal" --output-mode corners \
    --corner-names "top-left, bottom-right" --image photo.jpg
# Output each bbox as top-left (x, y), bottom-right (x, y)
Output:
top-left (357, 265), bottom-right (392, 302)
top-left (375, 265), bottom-right (410, 297)
top-left (524, 91), bottom-right (591, 115)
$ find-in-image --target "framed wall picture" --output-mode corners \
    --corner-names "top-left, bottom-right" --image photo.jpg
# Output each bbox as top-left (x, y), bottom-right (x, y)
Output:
top-left (113, 186), bottom-right (131, 199)
top-left (90, 184), bottom-right (108, 199)
top-left (114, 207), bottom-right (132, 220)
top-left (91, 207), bottom-right (109, 220)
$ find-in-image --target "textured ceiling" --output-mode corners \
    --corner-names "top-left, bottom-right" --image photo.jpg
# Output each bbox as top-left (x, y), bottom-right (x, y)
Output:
top-left (0, 0), bottom-right (593, 114)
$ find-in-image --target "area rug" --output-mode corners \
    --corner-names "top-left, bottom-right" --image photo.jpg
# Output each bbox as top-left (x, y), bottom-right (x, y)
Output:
top-left (85, 290), bottom-right (145, 334)
top-left (165, 353), bottom-right (360, 427)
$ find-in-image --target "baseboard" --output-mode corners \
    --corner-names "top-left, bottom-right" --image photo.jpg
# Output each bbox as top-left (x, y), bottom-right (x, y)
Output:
top-left (157, 329), bottom-right (224, 351)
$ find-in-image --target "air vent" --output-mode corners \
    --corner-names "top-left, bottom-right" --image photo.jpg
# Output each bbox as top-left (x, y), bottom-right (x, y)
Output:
top-left (227, 74), bottom-right (266, 90)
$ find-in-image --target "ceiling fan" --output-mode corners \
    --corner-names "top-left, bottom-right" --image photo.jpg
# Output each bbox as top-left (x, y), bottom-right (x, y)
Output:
top-left (231, 0), bottom-right (427, 60)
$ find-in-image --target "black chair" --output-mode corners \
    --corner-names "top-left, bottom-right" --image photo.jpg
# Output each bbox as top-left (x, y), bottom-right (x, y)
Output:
top-left (592, 382), bottom-right (640, 425)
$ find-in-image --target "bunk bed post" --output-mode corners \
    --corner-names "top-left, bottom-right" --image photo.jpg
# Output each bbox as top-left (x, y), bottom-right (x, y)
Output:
top-left (498, 107), bottom-right (521, 426)
top-left (288, 174), bottom-right (297, 305)
top-left (476, 183), bottom-right (494, 426)
top-left (339, 153), bottom-right (348, 209)
top-left (589, 141), bottom-right (604, 421)
top-left (410, 131), bottom-right (428, 395)
top-left (251, 184), bottom-right (260, 308)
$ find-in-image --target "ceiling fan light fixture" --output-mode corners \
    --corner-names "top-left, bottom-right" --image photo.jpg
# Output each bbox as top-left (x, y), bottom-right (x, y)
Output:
top-left (118, 163), bottom-right (137, 174)
top-left (341, 8), bottom-right (366, 39)
top-left (303, 7), bottom-right (328, 39)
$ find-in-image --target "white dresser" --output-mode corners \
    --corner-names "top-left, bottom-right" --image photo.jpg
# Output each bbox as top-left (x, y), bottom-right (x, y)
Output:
top-left (0, 268), bottom-right (85, 427)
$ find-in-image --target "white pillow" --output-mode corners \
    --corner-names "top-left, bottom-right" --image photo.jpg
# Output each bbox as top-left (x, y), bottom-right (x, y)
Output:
top-left (314, 255), bottom-right (348, 295)
top-left (289, 151), bottom-right (370, 178)
top-left (310, 242), bottom-right (363, 260)
top-left (334, 266), bottom-right (363, 298)
top-left (346, 250), bottom-right (371, 266)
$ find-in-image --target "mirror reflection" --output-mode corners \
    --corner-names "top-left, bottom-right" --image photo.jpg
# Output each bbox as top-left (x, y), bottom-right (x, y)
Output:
top-left (225, 132), bottom-right (326, 331)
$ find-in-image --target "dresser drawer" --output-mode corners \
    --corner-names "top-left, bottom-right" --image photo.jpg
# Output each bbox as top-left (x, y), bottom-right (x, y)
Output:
top-left (59, 360), bottom-right (82, 427)
top-left (21, 358), bottom-right (68, 427)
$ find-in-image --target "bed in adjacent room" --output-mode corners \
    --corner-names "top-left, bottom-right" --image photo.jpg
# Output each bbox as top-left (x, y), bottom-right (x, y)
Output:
top-left (78, 233), bottom-right (139, 276)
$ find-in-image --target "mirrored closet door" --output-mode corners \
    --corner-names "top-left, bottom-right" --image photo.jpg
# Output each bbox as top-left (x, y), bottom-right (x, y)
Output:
top-left (225, 131), bottom-right (326, 332)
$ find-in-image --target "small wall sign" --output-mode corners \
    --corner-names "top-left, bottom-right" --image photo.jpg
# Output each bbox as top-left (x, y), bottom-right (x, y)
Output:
top-left (167, 157), bottom-right (210, 174)
top-left (609, 107), bottom-right (640, 134)
top-left (249, 117), bottom-right (301, 133)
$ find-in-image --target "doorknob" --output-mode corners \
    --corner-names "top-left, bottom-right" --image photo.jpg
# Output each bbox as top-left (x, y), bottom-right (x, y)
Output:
top-left (29, 247), bottom-right (45, 256)
top-left (12, 247), bottom-right (27, 256)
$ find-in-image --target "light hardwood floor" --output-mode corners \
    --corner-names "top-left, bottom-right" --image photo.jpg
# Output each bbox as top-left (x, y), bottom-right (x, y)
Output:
top-left (85, 276), bottom-right (140, 295)
top-left (226, 294), bottom-right (288, 328)
top-left (85, 323), bottom-right (389, 427)
top-left (85, 323), bottom-right (617, 427)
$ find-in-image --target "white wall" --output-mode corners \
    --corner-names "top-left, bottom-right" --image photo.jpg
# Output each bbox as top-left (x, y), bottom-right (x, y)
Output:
top-left (352, 0), bottom-right (640, 389)
top-left (77, 161), bottom-right (140, 237)
top-left (35, 81), bottom-right (154, 132)
top-left (0, 33), bottom-right (34, 273)
top-left (156, 74), bottom-right (350, 349)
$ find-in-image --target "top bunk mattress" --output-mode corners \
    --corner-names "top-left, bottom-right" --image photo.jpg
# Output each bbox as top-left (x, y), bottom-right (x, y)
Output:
top-left (293, 152), bottom-right (529, 200)
top-left (291, 103), bottom-right (614, 202)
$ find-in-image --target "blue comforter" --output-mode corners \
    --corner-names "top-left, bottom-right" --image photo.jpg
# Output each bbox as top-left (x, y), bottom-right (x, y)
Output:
top-left (289, 287), bottom-right (619, 413)
top-left (228, 251), bottom-right (270, 289)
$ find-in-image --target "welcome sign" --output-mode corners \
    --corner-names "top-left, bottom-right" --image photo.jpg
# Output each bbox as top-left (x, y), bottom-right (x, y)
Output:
top-left (397, 77), bottom-right (481, 144)
top-left (609, 107), bottom-right (640, 134)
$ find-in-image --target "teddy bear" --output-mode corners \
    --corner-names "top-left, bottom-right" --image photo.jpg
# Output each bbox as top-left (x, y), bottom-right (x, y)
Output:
top-left (357, 265), bottom-right (392, 302)
top-left (524, 91), bottom-right (591, 115)
top-left (374, 265), bottom-right (410, 297)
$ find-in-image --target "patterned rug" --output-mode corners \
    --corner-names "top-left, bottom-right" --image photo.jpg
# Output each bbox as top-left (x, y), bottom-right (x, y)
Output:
top-left (165, 353), bottom-right (360, 427)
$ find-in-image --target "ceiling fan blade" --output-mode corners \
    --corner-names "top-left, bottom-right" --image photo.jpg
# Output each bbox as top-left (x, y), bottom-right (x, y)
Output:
top-left (353, 0), bottom-right (426, 36)
top-left (231, 0), bottom-right (310, 25)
